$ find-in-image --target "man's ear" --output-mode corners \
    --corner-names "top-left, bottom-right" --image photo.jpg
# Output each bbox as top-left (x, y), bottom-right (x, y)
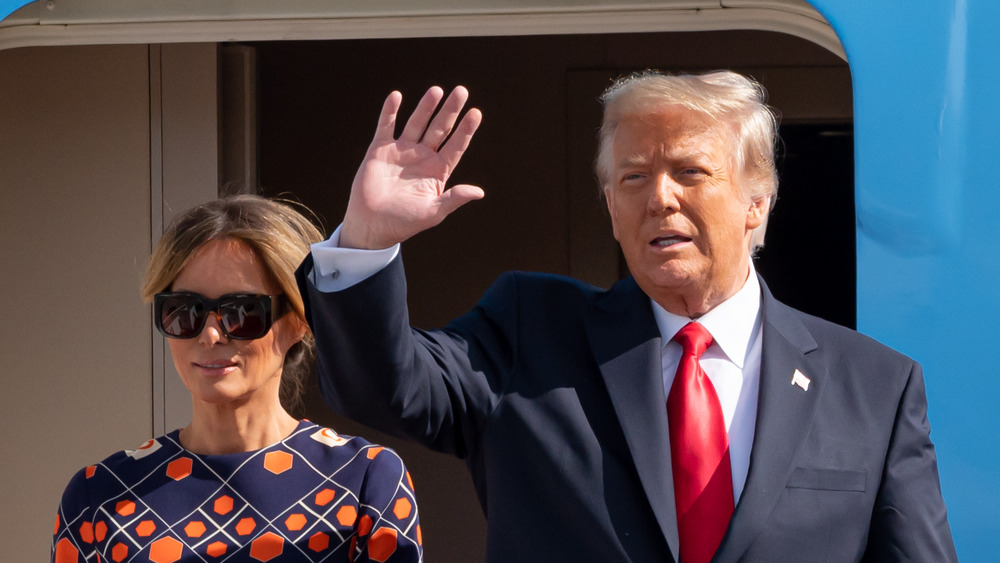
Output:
top-left (604, 186), bottom-right (621, 241)
top-left (746, 193), bottom-right (770, 230)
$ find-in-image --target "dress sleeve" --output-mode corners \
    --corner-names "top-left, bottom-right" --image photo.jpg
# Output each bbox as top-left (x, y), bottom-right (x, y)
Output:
top-left (352, 445), bottom-right (423, 563)
top-left (52, 466), bottom-right (95, 563)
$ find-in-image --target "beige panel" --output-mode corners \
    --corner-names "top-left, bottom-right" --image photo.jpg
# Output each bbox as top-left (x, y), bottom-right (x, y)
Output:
top-left (1, 1), bottom-right (844, 62)
top-left (155, 42), bottom-right (220, 433)
top-left (159, 43), bottom-right (219, 220)
top-left (0, 44), bottom-right (152, 560)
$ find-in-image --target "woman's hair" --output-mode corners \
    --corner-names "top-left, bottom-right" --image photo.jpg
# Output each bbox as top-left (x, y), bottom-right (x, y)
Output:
top-left (596, 70), bottom-right (780, 252)
top-left (142, 194), bottom-right (325, 414)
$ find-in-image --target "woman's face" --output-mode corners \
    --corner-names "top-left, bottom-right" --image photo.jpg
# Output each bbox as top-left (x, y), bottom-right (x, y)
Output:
top-left (166, 238), bottom-right (305, 409)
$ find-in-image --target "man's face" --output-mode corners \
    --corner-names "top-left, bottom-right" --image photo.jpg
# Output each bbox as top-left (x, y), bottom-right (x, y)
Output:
top-left (604, 106), bottom-right (768, 316)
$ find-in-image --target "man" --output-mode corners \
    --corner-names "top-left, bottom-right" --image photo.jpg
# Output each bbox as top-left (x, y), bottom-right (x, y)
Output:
top-left (297, 71), bottom-right (957, 561)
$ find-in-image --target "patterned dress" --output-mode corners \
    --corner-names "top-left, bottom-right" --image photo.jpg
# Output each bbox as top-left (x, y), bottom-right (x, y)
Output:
top-left (52, 420), bottom-right (422, 562)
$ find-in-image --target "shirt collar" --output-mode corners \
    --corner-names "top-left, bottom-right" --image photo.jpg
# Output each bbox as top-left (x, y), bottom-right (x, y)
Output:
top-left (650, 261), bottom-right (762, 369)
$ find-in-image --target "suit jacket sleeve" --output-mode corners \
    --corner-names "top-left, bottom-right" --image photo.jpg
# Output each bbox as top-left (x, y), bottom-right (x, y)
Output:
top-left (864, 360), bottom-right (958, 561)
top-left (296, 253), bottom-right (514, 458)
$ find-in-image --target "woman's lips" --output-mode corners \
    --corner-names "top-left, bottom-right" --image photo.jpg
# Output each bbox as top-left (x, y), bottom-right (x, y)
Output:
top-left (194, 360), bottom-right (238, 376)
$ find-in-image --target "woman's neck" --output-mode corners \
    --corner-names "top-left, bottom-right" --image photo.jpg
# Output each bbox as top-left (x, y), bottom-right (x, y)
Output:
top-left (180, 400), bottom-right (299, 455)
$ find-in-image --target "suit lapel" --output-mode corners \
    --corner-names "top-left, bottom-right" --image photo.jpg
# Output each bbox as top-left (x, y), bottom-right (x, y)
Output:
top-left (714, 278), bottom-right (825, 561)
top-left (585, 277), bottom-right (680, 559)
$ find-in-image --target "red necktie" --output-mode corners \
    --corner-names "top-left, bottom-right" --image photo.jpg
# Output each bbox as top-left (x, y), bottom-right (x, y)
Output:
top-left (667, 322), bottom-right (734, 563)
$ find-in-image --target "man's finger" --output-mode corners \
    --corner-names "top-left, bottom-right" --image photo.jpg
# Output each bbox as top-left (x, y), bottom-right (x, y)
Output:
top-left (421, 86), bottom-right (470, 150)
top-left (371, 91), bottom-right (404, 143)
top-left (435, 184), bottom-right (485, 219)
top-left (439, 108), bottom-right (482, 172)
top-left (400, 86), bottom-right (445, 143)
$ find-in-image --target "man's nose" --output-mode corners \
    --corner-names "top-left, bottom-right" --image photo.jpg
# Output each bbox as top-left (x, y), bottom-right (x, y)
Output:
top-left (649, 172), bottom-right (680, 213)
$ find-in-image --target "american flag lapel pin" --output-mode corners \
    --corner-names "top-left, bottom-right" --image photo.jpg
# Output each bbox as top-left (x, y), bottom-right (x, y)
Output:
top-left (791, 369), bottom-right (811, 392)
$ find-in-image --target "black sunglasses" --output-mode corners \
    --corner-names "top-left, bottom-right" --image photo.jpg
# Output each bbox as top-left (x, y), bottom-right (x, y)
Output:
top-left (154, 292), bottom-right (287, 340)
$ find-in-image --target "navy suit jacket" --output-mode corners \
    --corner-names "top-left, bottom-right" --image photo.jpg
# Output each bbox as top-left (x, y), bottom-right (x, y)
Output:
top-left (297, 255), bottom-right (956, 562)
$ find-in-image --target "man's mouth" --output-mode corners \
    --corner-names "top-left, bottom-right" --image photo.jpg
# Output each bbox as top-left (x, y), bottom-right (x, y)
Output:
top-left (651, 235), bottom-right (691, 248)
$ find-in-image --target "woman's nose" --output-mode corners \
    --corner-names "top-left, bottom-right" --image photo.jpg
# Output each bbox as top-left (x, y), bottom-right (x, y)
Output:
top-left (197, 312), bottom-right (229, 345)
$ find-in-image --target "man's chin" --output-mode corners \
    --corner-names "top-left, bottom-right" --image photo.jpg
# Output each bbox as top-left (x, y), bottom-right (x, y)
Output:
top-left (635, 270), bottom-right (700, 295)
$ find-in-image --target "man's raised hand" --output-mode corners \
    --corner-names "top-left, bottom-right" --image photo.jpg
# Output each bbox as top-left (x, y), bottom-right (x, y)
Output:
top-left (340, 86), bottom-right (483, 250)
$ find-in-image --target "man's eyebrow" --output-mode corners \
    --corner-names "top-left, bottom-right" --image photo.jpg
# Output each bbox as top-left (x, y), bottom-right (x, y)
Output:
top-left (666, 145), bottom-right (713, 162)
top-left (617, 154), bottom-right (650, 168)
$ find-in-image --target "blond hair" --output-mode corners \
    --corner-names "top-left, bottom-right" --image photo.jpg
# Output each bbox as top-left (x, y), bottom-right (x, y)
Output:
top-left (143, 195), bottom-right (324, 413)
top-left (596, 70), bottom-right (780, 251)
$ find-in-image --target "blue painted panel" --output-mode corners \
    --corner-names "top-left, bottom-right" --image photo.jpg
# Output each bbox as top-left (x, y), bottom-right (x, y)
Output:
top-left (0, 0), bottom-right (31, 20)
top-left (811, 0), bottom-right (999, 559)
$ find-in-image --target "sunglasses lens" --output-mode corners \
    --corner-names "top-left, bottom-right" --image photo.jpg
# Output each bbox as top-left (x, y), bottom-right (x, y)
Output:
top-left (155, 293), bottom-right (276, 340)
top-left (219, 296), bottom-right (269, 339)
top-left (159, 294), bottom-right (206, 338)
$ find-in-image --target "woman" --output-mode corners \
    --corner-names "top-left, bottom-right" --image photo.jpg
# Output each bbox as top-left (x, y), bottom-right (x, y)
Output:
top-left (52, 195), bottom-right (422, 563)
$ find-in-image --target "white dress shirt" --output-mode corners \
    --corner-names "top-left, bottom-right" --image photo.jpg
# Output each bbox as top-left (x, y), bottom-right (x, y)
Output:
top-left (310, 226), bottom-right (763, 503)
top-left (309, 224), bottom-right (399, 292)
top-left (651, 266), bottom-right (763, 504)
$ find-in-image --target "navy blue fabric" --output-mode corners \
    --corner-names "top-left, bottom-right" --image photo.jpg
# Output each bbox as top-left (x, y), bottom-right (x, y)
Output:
top-left (298, 255), bottom-right (956, 562)
top-left (53, 420), bottom-right (422, 562)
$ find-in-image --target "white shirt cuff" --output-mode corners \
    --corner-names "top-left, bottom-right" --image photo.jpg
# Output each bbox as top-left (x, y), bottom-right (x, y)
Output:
top-left (309, 224), bottom-right (400, 293)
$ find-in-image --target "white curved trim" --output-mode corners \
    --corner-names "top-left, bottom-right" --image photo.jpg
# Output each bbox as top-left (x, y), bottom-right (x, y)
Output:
top-left (1, 5), bottom-right (844, 60)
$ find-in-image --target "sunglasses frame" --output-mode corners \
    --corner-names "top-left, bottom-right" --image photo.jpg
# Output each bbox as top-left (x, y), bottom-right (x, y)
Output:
top-left (154, 292), bottom-right (286, 340)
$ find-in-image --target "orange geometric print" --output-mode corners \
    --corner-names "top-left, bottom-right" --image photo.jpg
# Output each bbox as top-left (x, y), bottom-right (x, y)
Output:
top-left (213, 495), bottom-right (234, 515)
top-left (114, 500), bottom-right (135, 516)
top-left (135, 520), bottom-right (156, 537)
top-left (263, 450), bottom-right (293, 474)
top-left (206, 541), bottom-right (227, 558)
top-left (166, 457), bottom-right (193, 481)
top-left (249, 532), bottom-right (284, 561)
top-left (336, 505), bottom-right (358, 527)
top-left (309, 532), bottom-right (330, 552)
top-left (149, 537), bottom-right (183, 563)
top-left (285, 513), bottom-right (307, 531)
top-left (315, 488), bottom-right (336, 506)
top-left (79, 521), bottom-right (94, 543)
top-left (358, 514), bottom-right (373, 537)
top-left (236, 517), bottom-right (256, 536)
top-left (52, 422), bottom-right (421, 562)
top-left (53, 538), bottom-right (78, 563)
top-left (393, 498), bottom-right (412, 520)
top-left (368, 528), bottom-right (398, 562)
top-left (184, 520), bottom-right (207, 538)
